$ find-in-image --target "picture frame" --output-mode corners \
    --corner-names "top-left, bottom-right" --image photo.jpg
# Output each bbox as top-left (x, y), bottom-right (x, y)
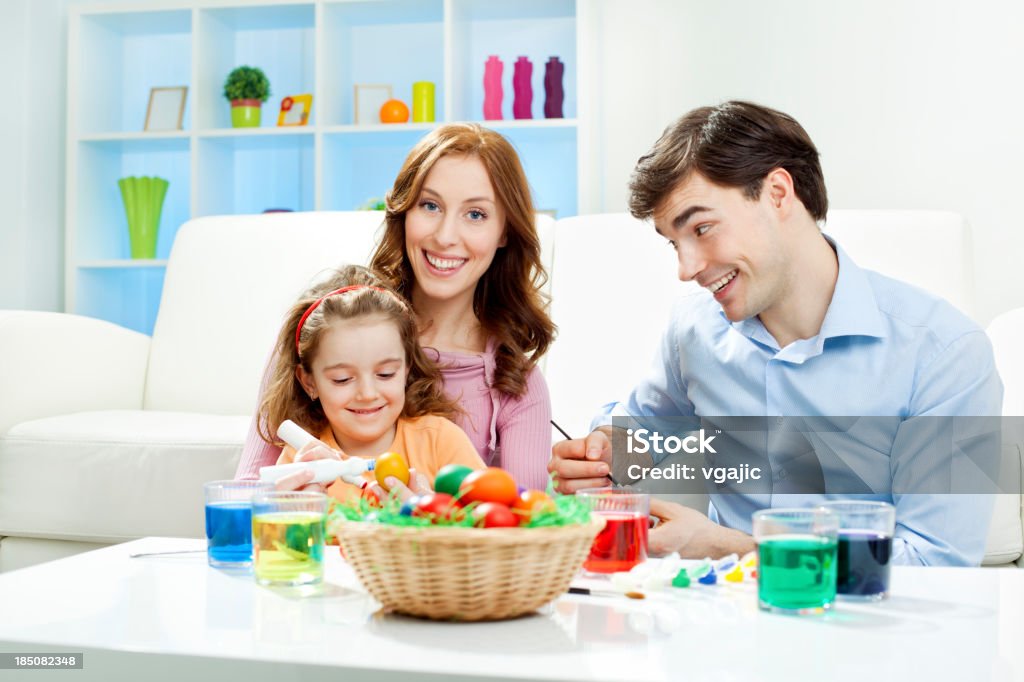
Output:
top-left (353, 84), bottom-right (392, 125)
top-left (144, 86), bottom-right (187, 131)
top-left (277, 93), bottom-right (313, 126)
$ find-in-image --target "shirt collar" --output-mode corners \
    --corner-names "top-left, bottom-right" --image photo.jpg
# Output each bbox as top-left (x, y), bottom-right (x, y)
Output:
top-left (728, 235), bottom-right (887, 353)
top-left (817, 235), bottom-right (887, 341)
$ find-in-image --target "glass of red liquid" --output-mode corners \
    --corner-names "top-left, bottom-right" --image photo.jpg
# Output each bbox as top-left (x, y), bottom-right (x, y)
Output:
top-left (577, 487), bottom-right (649, 573)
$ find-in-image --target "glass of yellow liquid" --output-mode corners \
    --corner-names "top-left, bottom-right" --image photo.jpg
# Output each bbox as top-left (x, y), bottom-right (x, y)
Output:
top-left (251, 491), bottom-right (327, 586)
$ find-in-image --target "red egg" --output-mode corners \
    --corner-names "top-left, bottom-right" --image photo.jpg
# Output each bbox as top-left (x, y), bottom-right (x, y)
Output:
top-left (412, 493), bottom-right (460, 522)
top-left (472, 502), bottom-right (519, 528)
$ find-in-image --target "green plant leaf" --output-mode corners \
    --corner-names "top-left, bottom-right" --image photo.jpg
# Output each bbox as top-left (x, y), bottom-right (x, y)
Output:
top-left (223, 66), bottom-right (271, 102)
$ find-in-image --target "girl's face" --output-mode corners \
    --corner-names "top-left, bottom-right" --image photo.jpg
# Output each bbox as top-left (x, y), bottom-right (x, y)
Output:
top-left (404, 154), bottom-right (507, 309)
top-left (297, 316), bottom-right (408, 457)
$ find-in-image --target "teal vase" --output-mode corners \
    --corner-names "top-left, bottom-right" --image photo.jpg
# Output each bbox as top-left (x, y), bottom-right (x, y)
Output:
top-left (117, 176), bottom-right (169, 259)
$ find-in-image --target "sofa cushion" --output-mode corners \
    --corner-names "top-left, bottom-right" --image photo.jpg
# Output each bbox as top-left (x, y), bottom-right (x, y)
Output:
top-left (824, 210), bottom-right (975, 320)
top-left (0, 537), bottom-right (110, 573)
top-left (0, 411), bottom-right (247, 543)
top-left (144, 212), bottom-right (384, 416)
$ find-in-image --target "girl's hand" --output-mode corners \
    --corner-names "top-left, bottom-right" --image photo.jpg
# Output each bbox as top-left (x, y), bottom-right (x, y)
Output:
top-left (367, 468), bottom-right (432, 504)
top-left (273, 440), bottom-right (343, 494)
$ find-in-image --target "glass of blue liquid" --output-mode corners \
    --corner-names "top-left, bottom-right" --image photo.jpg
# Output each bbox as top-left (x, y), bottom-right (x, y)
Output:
top-left (204, 480), bottom-right (273, 568)
top-left (819, 501), bottom-right (895, 601)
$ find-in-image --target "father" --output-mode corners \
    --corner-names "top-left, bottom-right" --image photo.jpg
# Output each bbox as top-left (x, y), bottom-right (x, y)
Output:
top-left (550, 101), bottom-right (1002, 566)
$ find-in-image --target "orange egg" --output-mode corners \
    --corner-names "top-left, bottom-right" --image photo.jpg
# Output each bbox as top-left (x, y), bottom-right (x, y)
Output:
top-left (511, 489), bottom-right (556, 522)
top-left (458, 467), bottom-right (518, 506)
top-left (379, 99), bottom-right (409, 123)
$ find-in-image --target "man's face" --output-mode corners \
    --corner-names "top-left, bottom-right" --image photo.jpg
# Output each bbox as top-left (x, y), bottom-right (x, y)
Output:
top-left (652, 173), bottom-right (792, 323)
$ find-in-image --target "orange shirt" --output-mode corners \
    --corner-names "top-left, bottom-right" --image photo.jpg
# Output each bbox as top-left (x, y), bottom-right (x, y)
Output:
top-left (277, 415), bottom-right (486, 502)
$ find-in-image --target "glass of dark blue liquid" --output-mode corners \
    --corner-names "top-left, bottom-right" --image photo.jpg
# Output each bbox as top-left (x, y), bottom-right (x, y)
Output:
top-left (204, 480), bottom-right (273, 568)
top-left (819, 501), bottom-right (895, 601)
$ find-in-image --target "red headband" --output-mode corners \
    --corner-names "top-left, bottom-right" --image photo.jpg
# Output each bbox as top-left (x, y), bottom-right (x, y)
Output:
top-left (294, 285), bottom-right (389, 353)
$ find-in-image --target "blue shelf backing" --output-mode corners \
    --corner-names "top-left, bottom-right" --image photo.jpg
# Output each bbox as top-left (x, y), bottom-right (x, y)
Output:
top-left (322, 129), bottom-right (429, 210)
top-left (77, 11), bottom-right (192, 135)
top-left (197, 134), bottom-right (315, 216)
top-left (77, 266), bottom-right (166, 335)
top-left (323, 0), bottom-right (445, 125)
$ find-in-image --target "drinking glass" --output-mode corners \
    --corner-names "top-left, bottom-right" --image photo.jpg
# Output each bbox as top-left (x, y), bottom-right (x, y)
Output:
top-left (204, 480), bottom-right (273, 568)
top-left (753, 508), bottom-right (839, 615)
top-left (251, 491), bottom-right (328, 586)
top-left (577, 487), bottom-right (649, 573)
top-left (819, 500), bottom-right (895, 601)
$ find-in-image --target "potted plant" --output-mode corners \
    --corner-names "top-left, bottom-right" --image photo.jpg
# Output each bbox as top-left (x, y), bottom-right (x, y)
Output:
top-left (223, 66), bottom-right (270, 128)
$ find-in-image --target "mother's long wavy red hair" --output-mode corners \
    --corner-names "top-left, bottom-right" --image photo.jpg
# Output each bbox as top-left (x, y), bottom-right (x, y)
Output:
top-left (370, 123), bottom-right (555, 397)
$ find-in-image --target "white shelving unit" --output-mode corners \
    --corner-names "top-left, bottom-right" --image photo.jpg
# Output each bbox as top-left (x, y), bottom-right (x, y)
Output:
top-left (66, 0), bottom-right (591, 334)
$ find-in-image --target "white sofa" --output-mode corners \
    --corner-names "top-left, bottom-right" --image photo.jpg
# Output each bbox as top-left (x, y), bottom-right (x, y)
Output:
top-left (1, 210), bottom-right (1020, 571)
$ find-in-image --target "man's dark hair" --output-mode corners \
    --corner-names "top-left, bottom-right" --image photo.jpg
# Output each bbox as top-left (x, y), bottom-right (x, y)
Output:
top-left (628, 101), bottom-right (828, 221)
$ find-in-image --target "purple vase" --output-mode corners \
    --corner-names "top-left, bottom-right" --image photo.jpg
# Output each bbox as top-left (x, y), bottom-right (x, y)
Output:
top-left (544, 57), bottom-right (564, 119)
top-left (483, 56), bottom-right (503, 120)
top-left (512, 56), bottom-right (532, 120)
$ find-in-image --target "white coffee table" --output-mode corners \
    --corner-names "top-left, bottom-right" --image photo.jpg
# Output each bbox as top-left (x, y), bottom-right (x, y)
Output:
top-left (0, 537), bottom-right (1021, 682)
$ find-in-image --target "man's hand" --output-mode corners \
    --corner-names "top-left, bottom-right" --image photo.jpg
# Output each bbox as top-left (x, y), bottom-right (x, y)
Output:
top-left (548, 429), bottom-right (614, 494)
top-left (648, 497), bottom-right (756, 559)
top-left (648, 498), bottom-right (703, 556)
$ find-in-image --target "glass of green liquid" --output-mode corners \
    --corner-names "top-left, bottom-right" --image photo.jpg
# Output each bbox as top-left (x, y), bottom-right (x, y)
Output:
top-left (251, 491), bottom-right (327, 587)
top-left (753, 508), bottom-right (839, 615)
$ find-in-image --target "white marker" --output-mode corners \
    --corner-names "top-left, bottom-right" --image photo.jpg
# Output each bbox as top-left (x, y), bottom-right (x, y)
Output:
top-left (259, 420), bottom-right (374, 485)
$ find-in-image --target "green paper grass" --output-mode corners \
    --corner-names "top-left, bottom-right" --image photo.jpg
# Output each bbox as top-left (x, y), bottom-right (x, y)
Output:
top-left (327, 492), bottom-right (592, 541)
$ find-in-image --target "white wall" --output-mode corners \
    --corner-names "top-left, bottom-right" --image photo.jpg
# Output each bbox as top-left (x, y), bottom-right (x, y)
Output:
top-left (0, 0), bottom-right (78, 312)
top-left (2, 0), bottom-right (1022, 323)
top-left (0, 1), bottom-right (33, 309)
top-left (591, 0), bottom-right (1024, 325)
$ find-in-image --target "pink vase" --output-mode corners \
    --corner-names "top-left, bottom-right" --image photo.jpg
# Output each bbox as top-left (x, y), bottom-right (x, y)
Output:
top-left (513, 56), bottom-right (533, 120)
top-left (483, 56), bottom-right (503, 120)
top-left (544, 57), bottom-right (564, 119)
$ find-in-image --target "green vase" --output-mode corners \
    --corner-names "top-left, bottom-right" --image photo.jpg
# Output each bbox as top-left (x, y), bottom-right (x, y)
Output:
top-left (231, 99), bottom-right (262, 127)
top-left (117, 176), bottom-right (169, 259)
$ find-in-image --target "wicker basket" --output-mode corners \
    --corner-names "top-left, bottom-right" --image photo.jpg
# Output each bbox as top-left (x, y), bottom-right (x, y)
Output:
top-left (335, 515), bottom-right (605, 621)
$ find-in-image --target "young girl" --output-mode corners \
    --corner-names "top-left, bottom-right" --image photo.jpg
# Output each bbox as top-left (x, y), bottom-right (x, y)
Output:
top-left (258, 265), bottom-right (485, 502)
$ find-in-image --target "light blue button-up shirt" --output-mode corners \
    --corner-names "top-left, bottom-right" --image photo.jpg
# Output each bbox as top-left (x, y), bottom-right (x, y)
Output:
top-left (595, 239), bottom-right (1003, 566)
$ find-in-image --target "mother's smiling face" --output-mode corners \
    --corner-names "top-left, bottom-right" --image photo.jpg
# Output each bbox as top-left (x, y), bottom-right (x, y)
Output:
top-left (403, 154), bottom-right (507, 310)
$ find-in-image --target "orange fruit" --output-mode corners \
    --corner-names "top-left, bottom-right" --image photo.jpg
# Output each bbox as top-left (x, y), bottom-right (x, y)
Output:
top-left (379, 99), bottom-right (409, 123)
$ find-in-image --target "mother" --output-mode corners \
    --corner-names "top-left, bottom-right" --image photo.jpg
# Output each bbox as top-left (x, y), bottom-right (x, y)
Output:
top-left (236, 123), bottom-right (555, 489)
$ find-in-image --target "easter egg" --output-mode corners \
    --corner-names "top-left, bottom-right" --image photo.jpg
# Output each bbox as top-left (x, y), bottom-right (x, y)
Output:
top-left (459, 467), bottom-right (518, 506)
top-left (412, 493), bottom-right (460, 522)
top-left (399, 497), bottom-right (420, 516)
top-left (379, 98), bottom-right (409, 123)
top-left (472, 502), bottom-right (518, 528)
top-left (434, 464), bottom-right (475, 498)
top-left (375, 451), bottom-right (410, 491)
top-left (511, 489), bottom-right (555, 523)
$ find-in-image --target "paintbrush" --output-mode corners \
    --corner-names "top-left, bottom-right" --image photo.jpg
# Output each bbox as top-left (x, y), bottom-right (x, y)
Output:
top-left (568, 586), bottom-right (646, 599)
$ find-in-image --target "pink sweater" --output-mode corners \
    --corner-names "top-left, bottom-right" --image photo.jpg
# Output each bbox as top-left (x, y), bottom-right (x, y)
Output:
top-left (235, 339), bottom-right (552, 489)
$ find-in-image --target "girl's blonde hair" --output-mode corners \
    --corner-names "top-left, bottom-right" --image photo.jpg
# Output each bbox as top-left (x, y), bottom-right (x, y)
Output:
top-left (257, 265), bottom-right (459, 446)
top-left (370, 123), bottom-right (555, 397)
